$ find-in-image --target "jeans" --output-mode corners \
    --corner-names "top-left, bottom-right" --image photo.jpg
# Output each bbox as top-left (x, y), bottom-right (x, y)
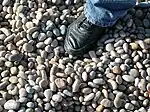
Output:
top-left (85, 0), bottom-right (136, 27)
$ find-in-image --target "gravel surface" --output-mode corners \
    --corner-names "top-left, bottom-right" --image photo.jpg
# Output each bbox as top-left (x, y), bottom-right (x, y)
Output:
top-left (0, 0), bottom-right (150, 112)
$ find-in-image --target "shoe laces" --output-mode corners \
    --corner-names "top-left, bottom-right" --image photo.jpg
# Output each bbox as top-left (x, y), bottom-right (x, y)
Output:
top-left (78, 17), bottom-right (93, 30)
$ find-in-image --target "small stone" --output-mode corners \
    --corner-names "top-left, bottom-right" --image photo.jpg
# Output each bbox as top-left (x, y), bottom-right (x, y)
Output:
top-left (112, 66), bottom-right (121, 74)
top-left (19, 88), bottom-right (27, 97)
top-left (23, 43), bottom-right (34, 52)
top-left (96, 105), bottom-right (104, 112)
top-left (44, 89), bottom-right (52, 99)
top-left (72, 79), bottom-right (80, 92)
top-left (53, 28), bottom-right (60, 36)
top-left (9, 76), bottom-right (18, 84)
top-left (100, 99), bottom-right (112, 107)
top-left (122, 75), bottom-right (134, 82)
top-left (93, 78), bottom-right (106, 85)
top-left (107, 79), bottom-right (117, 90)
top-left (105, 43), bottom-right (114, 52)
top-left (130, 43), bottom-right (139, 50)
top-left (129, 69), bottom-right (139, 77)
top-left (125, 103), bottom-right (134, 110)
top-left (82, 72), bottom-right (88, 82)
top-left (4, 100), bottom-right (20, 110)
top-left (114, 96), bottom-right (122, 108)
top-left (84, 93), bottom-right (95, 102)
top-left (26, 102), bottom-right (34, 108)
top-left (55, 78), bottom-right (66, 89)
top-left (52, 94), bottom-right (62, 102)
top-left (56, 72), bottom-right (67, 78)
top-left (2, 0), bottom-right (11, 6)
top-left (9, 54), bottom-right (23, 62)
top-left (127, 19), bottom-right (133, 27)
top-left (146, 68), bottom-right (150, 76)
top-left (144, 38), bottom-right (150, 44)
top-left (10, 67), bottom-right (18, 75)
top-left (63, 89), bottom-right (73, 97)
top-left (136, 9), bottom-right (143, 17)
top-left (64, 67), bottom-right (74, 75)
top-left (81, 88), bottom-right (92, 94)
top-left (39, 79), bottom-right (48, 88)
top-left (143, 19), bottom-right (150, 28)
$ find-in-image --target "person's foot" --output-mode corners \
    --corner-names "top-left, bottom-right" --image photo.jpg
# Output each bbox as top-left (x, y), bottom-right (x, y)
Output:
top-left (64, 13), bottom-right (105, 56)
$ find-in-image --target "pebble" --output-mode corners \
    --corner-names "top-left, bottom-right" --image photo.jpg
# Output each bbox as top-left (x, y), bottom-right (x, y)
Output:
top-left (105, 43), bottom-right (114, 51)
top-left (93, 78), bottom-right (106, 85)
top-left (2, 0), bottom-right (11, 6)
top-left (4, 100), bottom-right (20, 110)
top-left (84, 93), bottom-right (95, 102)
top-left (72, 79), bottom-right (80, 92)
top-left (44, 89), bottom-right (52, 99)
top-left (52, 94), bottom-right (62, 102)
top-left (100, 99), bottom-right (112, 107)
top-left (23, 43), bottom-right (34, 52)
top-left (107, 79), bottom-right (117, 90)
top-left (122, 75), bottom-right (134, 82)
top-left (129, 69), bottom-right (139, 77)
top-left (55, 78), bottom-right (66, 89)
top-left (125, 103), bottom-right (134, 110)
top-left (112, 66), bottom-right (121, 74)
top-left (9, 54), bottom-right (23, 62)
top-left (96, 105), bottom-right (104, 112)
top-left (147, 68), bottom-right (150, 76)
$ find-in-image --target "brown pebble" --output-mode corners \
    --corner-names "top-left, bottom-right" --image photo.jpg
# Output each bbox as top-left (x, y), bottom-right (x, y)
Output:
top-left (96, 104), bottom-right (104, 112)
top-left (112, 66), bottom-right (121, 74)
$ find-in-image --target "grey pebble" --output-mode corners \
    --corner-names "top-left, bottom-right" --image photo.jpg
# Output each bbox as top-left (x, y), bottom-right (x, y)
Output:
top-left (122, 75), bottom-right (134, 82)
top-left (72, 79), bottom-right (80, 92)
top-left (44, 89), bottom-right (52, 99)
top-left (93, 78), bottom-right (106, 85)
top-left (101, 99), bottom-right (112, 107)
top-left (105, 43), bottom-right (114, 52)
top-left (4, 100), bottom-right (20, 110)
top-left (125, 103), bottom-right (134, 110)
top-left (52, 94), bottom-right (62, 102)
top-left (129, 69), bottom-right (139, 77)
top-left (84, 93), bottom-right (95, 102)
top-left (2, 0), bottom-right (11, 6)
top-left (146, 67), bottom-right (150, 76)
top-left (23, 43), bottom-right (34, 52)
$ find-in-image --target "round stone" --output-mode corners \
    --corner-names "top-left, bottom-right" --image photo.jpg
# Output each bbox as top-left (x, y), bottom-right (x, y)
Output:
top-left (112, 66), bottom-right (121, 74)
top-left (23, 43), bottom-right (34, 52)
top-left (55, 78), bottom-right (66, 89)
top-left (125, 103), bottom-right (134, 110)
top-left (52, 94), bottom-right (62, 102)
top-left (105, 43), bottom-right (114, 52)
top-left (128, 69), bottom-right (139, 77)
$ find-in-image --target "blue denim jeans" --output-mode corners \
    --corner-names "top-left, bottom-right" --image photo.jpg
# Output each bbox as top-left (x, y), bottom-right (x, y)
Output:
top-left (85, 0), bottom-right (136, 27)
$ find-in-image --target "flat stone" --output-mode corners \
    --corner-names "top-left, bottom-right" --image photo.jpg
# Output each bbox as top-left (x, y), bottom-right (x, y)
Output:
top-left (130, 43), bottom-right (139, 50)
top-left (96, 105), bottom-right (104, 112)
top-left (9, 76), bottom-right (18, 84)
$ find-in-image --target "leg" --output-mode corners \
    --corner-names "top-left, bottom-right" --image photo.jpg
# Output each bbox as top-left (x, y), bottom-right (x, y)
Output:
top-left (64, 0), bottom-right (136, 56)
top-left (85, 0), bottom-right (136, 27)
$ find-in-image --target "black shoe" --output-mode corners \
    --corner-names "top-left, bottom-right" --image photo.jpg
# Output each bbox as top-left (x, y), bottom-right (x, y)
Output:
top-left (64, 13), bottom-right (105, 56)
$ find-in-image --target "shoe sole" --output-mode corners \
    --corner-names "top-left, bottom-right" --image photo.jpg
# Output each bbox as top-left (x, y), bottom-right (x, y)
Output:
top-left (64, 37), bottom-right (97, 56)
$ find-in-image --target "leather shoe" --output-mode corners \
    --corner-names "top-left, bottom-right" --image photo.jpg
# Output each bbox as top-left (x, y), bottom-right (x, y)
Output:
top-left (64, 14), bottom-right (105, 56)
